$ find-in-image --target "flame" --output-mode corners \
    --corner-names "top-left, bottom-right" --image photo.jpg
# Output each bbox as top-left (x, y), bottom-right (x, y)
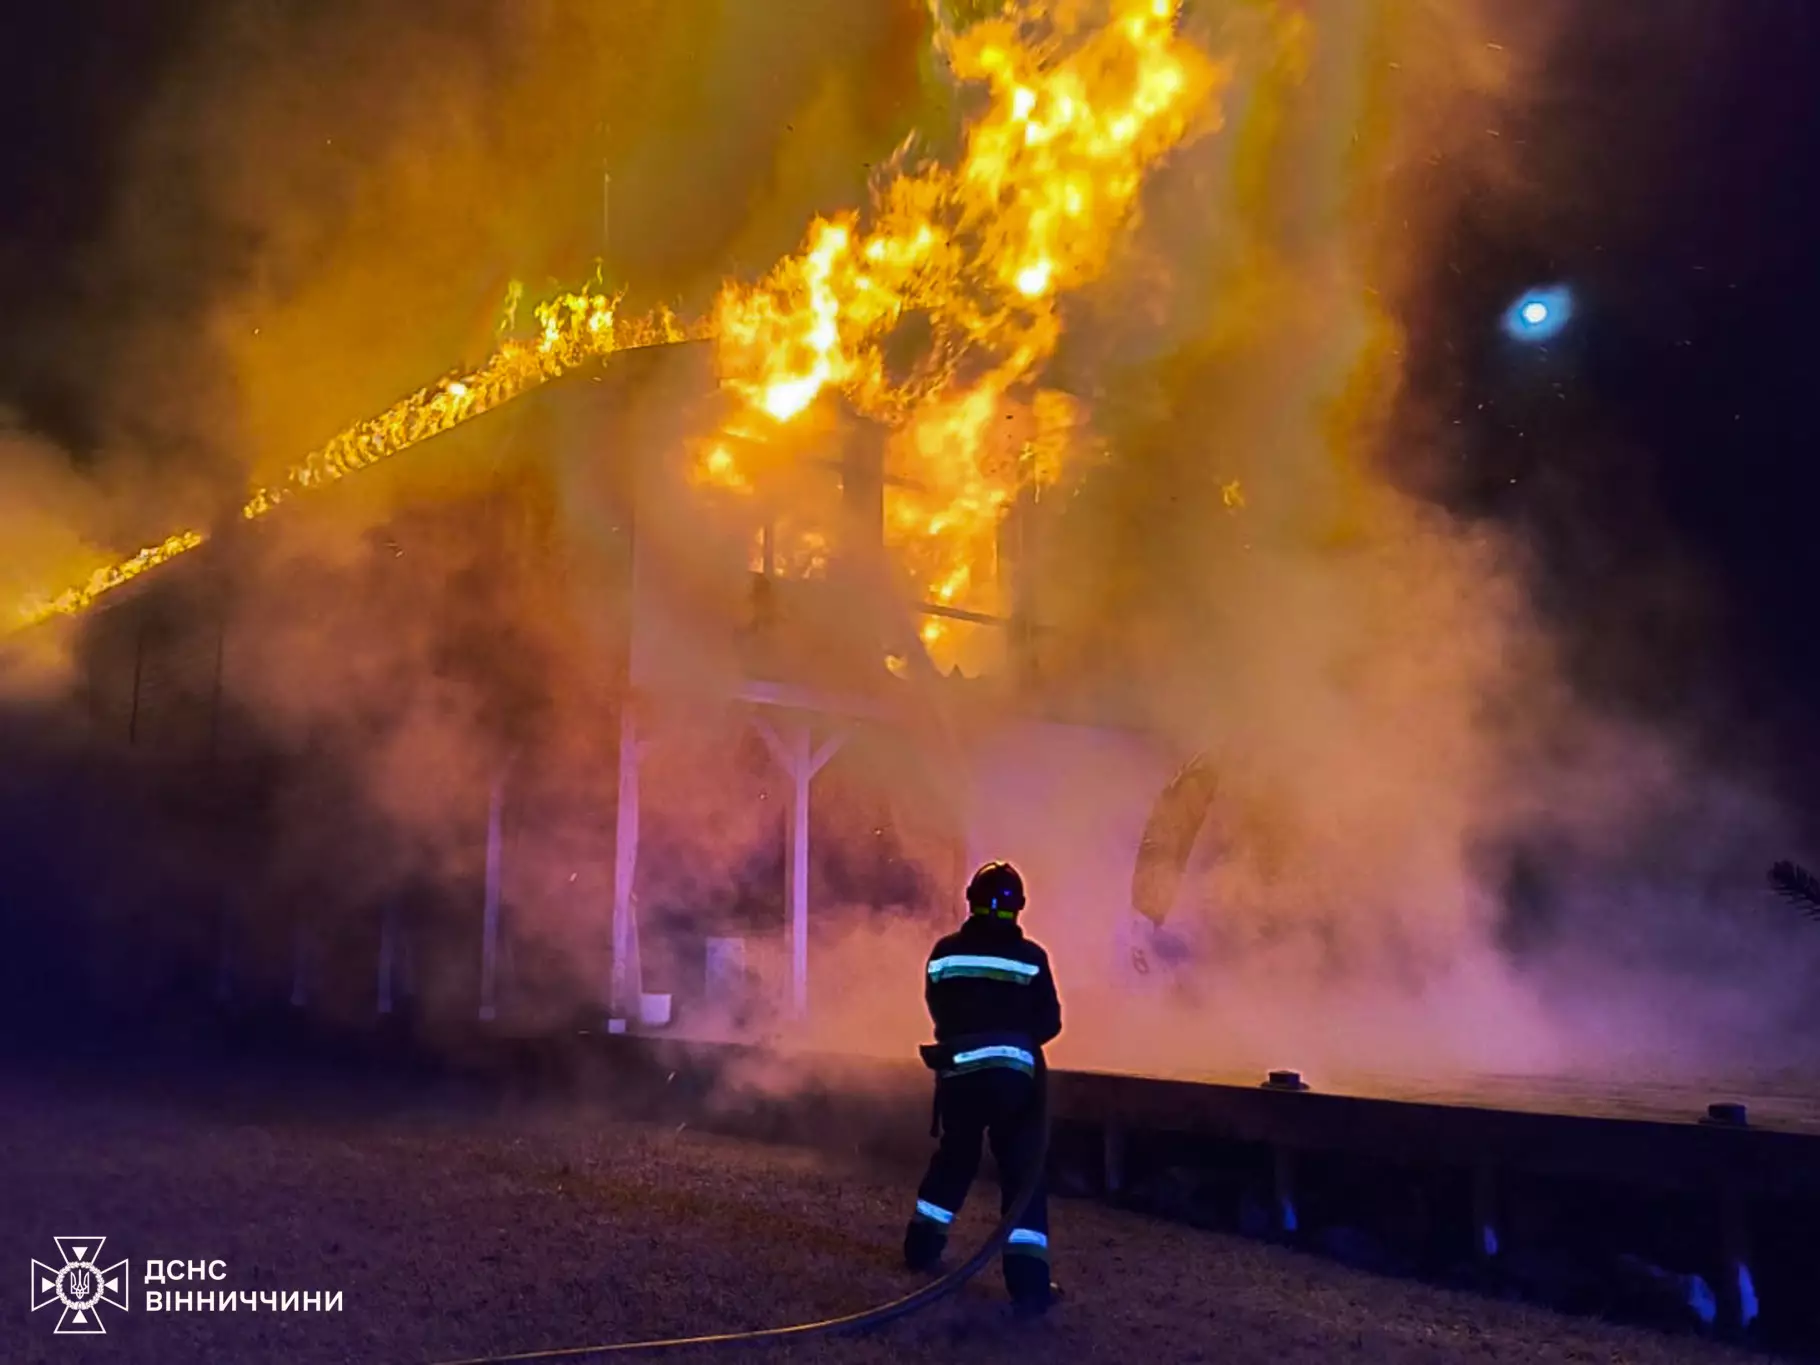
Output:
top-left (715, 0), bottom-right (1219, 418)
top-left (697, 442), bottom-right (752, 495)
top-left (242, 294), bottom-right (691, 521)
top-left (12, 0), bottom-right (1221, 654)
top-left (886, 380), bottom-right (1017, 623)
top-left (12, 531), bottom-right (207, 630)
top-left (707, 0), bottom-right (1222, 663)
top-left (11, 297), bottom-right (693, 631)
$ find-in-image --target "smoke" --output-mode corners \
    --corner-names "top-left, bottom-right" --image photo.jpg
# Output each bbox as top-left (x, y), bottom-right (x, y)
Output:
top-left (693, 0), bottom-right (1820, 1086)
top-left (772, 0), bottom-right (1577, 1077)
top-left (0, 422), bottom-right (102, 694)
top-left (4, 0), bottom-right (1815, 1096)
top-left (984, 0), bottom-right (1818, 1082)
top-left (0, 0), bottom-right (934, 1030)
top-left (73, 0), bottom-right (928, 486)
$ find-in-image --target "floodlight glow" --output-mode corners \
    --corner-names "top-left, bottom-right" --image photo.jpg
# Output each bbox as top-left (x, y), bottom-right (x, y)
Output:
top-left (1503, 285), bottom-right (1573, 342)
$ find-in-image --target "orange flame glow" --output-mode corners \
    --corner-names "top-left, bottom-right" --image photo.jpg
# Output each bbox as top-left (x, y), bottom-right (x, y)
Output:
top-left (707, 0), bottom-right (1222, 660)
top-left (11, 297), bottom-right (692, 631)
top-left (12, 0), bottom-right (1221, 655)
top-left (242, 296), bottom-right (692, 520)
top-left (714, 0), bottom-right (1220, 424)
top-left (12, 531), bottom-right (208, 629)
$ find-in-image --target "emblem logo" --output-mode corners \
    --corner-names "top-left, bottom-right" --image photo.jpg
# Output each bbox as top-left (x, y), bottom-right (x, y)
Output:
top-left (31, 1237), bottom-right (130, 1334)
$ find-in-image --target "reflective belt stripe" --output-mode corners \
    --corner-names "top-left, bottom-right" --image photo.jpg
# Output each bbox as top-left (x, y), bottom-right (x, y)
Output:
top-left (927, 954), bottom-right (1040, 984)
top-left (951, 1045), bottom-right (1035, 1069)
top-left (915, 1199), bottom-right (955, 1225)
top-left (942, 1049), bottom-right (1036, 1078)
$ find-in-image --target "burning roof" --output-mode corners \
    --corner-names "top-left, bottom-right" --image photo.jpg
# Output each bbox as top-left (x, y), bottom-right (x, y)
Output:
top-left (12, 0), bottom-right (1222, 657)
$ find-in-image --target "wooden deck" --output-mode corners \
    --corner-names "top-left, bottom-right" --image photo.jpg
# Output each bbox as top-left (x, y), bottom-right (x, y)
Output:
top-left (601, 1032), bottom-right (1820, 1199)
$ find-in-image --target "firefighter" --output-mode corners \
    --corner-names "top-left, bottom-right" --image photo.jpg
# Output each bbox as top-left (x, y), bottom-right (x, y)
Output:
top-left (903, 860), bottom-right (1062, 1313)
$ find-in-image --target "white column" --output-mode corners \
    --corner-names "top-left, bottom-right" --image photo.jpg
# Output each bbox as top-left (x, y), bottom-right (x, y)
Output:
top-left (609, 707), bottom-right (644, 1019)
top-left (787, 724), bottom-right (811, 1017)
top-left (480, 774), bottom-right (504, 1022)
top-left (754, 716), bottom-right (846, 1018)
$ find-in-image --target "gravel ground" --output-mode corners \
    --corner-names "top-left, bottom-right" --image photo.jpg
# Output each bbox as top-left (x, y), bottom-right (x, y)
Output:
top-left (0, 1066), bottom-right (1784, 1365)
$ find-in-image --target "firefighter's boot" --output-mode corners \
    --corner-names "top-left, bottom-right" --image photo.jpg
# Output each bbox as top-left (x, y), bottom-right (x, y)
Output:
top-left (903, 1219), bottom-right (946, 1273)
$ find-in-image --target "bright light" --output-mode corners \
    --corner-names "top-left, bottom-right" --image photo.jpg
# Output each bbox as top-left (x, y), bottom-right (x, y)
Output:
top-left (1503, 285), bottom-right (1573, 343)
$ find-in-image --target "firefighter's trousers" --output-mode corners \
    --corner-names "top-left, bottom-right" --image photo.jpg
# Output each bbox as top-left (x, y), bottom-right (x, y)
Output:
top-left (903, 1064), bottom-right (1050, 1300)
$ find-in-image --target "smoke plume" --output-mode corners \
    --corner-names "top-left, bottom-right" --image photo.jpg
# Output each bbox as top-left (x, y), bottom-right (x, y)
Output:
top-left (3, 0), bottom-right (1814, 1094)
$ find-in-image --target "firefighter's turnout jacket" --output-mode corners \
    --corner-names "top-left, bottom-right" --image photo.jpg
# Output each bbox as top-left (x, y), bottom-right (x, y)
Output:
top-left (924, 913), bottom-right (1062, 1076)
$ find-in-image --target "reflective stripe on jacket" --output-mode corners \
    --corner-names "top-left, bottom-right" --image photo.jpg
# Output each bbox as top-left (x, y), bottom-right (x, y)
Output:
top-left (924, 916), bottom-right (1062, 1072)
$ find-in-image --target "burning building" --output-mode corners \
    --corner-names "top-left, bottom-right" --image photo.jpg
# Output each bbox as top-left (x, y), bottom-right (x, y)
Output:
top-left (5, 0), bottom-right (1233, 1051)
top-left (27, 322), bottom-right (1196, 1052)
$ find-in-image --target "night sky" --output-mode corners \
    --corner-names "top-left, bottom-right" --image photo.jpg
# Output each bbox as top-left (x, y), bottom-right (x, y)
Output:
top-left (1406, 2), bottom-right (1820, 814)
top-left (4, 3), bottom-right (1820, 816)
top-left (0, 0), bottom-right (202, 448)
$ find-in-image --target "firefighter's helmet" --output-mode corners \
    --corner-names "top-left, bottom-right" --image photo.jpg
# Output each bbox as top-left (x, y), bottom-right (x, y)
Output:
top-left (966, 861), bottom-right (1026, 917)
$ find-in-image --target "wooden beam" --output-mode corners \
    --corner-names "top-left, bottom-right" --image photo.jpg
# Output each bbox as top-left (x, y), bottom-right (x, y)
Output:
top-left (751, 715), bottom-right (789, 769)
top-left (1046, 1070), bottom-right (1820, 1198)
top-left (809, 731), bottom-right (846, 778)
top-left (737, 678), bottom-right (903, 724)
top-left (609, 709), bottom-right (643, 1019)
top-left (916, 600), bottom-right (1005, 627)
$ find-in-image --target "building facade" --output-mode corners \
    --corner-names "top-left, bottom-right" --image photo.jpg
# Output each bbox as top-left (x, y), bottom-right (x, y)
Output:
top-left (39, 339), bottom-right (1191, 1044)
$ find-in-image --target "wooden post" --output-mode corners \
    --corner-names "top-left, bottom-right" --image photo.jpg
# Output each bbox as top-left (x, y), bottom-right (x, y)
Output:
top-left (1472, 1163), bottom-right (1501, 1261)
top-left (609, 707), bottom-right (644, 1020)
top-left (208, 614), bottom-right (230, 1006)
top-left (998, 474), bottom-right (1040, 689)
top-left (207, 606), bottom-right (226, 761)
top-left (1103, 1124), bottom-right (1127, 1196)
top-left (754, 716), bottom-right (846, 1018)
top-left (378, 902), bottom-right (397, 1015)
top-left (479, 774), bottom-right (505, 1022)
top-left (840, 415), bottom-right (885, 566)
top-left (400, 929), bottom-right (418, 1010)
top-left (786, 723), bottom-right (812, 1017)
top-left (127, 621), bottom-right (146, 747)
top-left (1273, 1146), bottom-right (1298, 1236)
top-left (1718, 1179), bottom-right (1757, 1333)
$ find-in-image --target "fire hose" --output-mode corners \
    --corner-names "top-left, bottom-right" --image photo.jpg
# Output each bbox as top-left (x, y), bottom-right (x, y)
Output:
top-left (425, 1055), bottom-right (1052, 1364)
